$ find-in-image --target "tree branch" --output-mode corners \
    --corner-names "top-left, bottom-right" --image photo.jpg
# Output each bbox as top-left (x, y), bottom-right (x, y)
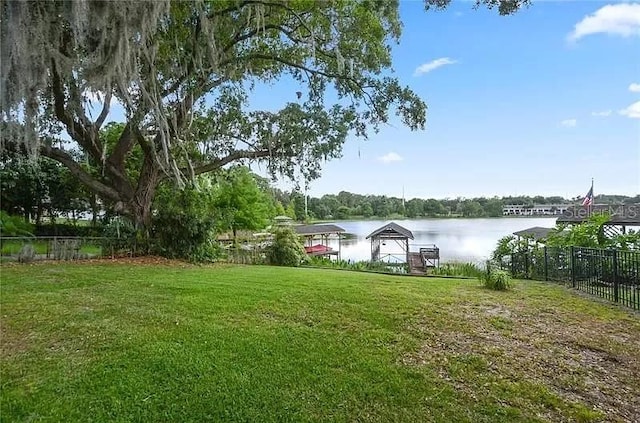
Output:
top-left (50, 63), bottom-right (139, 202)
top-left (94, 90), bottom-right (112, 129)
top-left (107, 122), bottom-right (136, 170)
top-left (167, 76), bottom-right (228, 135)
top-left (208, 0), bottom-right (252, 18)
top-left (238, 53), bottom-right (336, 79)
top-left (40, 144), bottom-right (121, 203)
top-left (191, 149), bottom-right (273, 176)
top-left (50, 60), bottom-right (102, 160)
top-left (219, 0), bottom-right (317, 41)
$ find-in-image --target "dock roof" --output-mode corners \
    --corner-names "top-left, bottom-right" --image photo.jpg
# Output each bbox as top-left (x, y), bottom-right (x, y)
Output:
top-left (513, 227), bottom-right (554, 241)
top-left (366, 222), bottom-right (414, 240)
top-left (293, 224), bottom-right (345, 236)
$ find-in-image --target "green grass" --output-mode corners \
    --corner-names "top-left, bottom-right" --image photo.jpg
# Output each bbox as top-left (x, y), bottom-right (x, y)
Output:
top-left (2, 262), bottom-right (639, 422)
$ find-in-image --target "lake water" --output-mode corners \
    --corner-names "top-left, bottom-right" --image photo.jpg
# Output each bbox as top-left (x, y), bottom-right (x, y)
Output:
top-left (323, 218), bottom-right (558, 264)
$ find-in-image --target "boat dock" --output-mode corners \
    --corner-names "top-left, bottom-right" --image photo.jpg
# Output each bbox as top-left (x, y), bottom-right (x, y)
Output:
top-left (408, 252), bottom-right (425, 274)
top-left (408, 246), bottom-right (440, 275)
top-left (366, 222), bottom-right (439, 275)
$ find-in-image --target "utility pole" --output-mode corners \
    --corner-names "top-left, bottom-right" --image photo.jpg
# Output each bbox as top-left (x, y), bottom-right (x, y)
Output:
top-left (304, 183), bottom-right (308, 219)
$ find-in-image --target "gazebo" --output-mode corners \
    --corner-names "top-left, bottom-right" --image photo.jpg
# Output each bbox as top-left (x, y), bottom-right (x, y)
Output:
top-left (294, 224), bottom-right (345, 259)
top-left (513, 227), bottom-right (554, 242)
top-left (366, 222), bottom-right (414, 264)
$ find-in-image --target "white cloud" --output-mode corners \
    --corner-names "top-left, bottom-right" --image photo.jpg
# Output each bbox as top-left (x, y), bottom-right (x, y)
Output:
top-left (629, 83), bottom-right (640, 93)
top-left (414, 57), bottom-right (457, 76)
top-left (378, 152), bottom-right (403, 163)
top-left (560, 119), bottom-right (577, 127)
top-left (591, 110), bottom-right (612, 117)
top-left (619, 101), bottom-right (640, 119)
top-left (568, 3), bottom-right (640, 42)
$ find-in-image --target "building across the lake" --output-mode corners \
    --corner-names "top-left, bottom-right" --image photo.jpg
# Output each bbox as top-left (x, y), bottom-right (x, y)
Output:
top-left (502, 204), bottom-right (570, 216)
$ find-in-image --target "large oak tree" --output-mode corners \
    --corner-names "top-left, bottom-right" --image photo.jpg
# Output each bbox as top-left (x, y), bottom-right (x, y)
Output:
top-left (1, 0), bottom-right (527, 229)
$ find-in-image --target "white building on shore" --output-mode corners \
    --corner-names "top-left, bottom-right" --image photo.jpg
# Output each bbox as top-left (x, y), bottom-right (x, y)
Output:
top-left (502, 204), bottom-right (570, 216)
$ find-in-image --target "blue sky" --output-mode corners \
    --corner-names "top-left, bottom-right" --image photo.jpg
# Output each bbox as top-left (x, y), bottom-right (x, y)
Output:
top-left (250, 1), bottom-right (640, 199)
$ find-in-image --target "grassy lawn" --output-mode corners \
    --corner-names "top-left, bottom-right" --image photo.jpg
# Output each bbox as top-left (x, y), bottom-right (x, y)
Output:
top-left (1, 261), bottom-right (639, 422)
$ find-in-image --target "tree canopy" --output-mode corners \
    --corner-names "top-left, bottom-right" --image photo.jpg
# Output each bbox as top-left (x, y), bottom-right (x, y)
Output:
top-left (213, 166), bottom-right (273, 239)
top-left (1, 0), bottom-right (528, 228)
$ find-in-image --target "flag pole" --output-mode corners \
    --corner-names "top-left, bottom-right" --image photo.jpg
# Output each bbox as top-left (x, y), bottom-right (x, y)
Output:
top-left (591, 177), bottom-right (594, 208)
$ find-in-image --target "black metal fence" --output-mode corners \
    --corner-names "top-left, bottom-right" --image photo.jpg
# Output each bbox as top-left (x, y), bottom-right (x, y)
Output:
top-left (507, 247), bottom-right (640, 310)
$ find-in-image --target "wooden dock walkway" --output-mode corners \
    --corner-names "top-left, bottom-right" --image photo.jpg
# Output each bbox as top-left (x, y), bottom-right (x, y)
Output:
top-left (408, 252), bottom-right (426, 275)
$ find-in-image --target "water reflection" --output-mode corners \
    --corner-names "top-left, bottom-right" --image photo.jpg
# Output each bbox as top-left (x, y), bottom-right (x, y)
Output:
top-left (324, 218), bottom-right (558, 263)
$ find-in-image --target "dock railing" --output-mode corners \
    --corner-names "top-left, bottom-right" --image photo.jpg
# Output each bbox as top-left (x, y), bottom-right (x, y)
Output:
top-left (417, 244), bottom-right (440, 268)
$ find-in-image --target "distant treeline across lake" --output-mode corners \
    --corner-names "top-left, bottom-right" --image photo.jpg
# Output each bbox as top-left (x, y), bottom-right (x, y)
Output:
top-left (295, 192), bottom-right (638, 220)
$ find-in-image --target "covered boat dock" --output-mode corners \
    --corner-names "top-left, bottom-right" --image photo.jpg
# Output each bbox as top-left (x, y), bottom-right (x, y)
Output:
top-left (294, 224), bottom-right (345, 259)
top-left (366, 222), bottom-right (439, 274)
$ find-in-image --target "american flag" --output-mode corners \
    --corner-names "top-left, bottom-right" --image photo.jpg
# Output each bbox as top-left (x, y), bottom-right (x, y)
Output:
top-left (581, 185), bottom-right (594, 206)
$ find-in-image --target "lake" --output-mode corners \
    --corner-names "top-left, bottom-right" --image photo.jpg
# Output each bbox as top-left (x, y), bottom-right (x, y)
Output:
top-left (323, 218), bottom-right (558, 264)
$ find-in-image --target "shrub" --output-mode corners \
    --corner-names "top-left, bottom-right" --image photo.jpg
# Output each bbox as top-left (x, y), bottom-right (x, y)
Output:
top-left (430, 262), bottom-right (484, 278)
top-left (480, 269), bottom-right (512, 291)
top-left (305, 256), bottom-right (407, 273)
top-left (101, 217), bottom-right (138, 256)
top-left (266, 227), bottom-right (306, 266)
top-left (151, 183), bottom-right (218, 262)
top-left (0, 211), bottom-right (33, 237)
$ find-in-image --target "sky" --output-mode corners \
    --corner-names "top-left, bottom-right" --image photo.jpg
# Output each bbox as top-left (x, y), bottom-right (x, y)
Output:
top-left (248, 1), bottom-right (640, 200)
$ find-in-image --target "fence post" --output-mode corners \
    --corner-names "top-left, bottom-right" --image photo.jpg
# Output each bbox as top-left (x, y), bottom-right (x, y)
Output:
top-left (544, 246), bottom-right (548, 281)
top-left (570, 246), bottom-right (576, 288)
top-left (613, 249), bottom-right (619, 303)
top-left (510, 254), bottom-right (514, 276)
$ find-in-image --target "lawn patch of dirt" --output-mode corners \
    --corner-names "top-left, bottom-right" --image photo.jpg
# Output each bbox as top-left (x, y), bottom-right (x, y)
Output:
top-left (402, 301), bottom-right (640, 422)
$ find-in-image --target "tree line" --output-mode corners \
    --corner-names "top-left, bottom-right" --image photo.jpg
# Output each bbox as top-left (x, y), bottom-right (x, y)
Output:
top-left (280, 191), bottom-right (640, 221)
top-left (3, 150), bottom-right (639, 227)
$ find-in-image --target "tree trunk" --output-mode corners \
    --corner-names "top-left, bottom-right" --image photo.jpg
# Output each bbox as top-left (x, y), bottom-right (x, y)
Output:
top-left (35, 203), bottom-right (43, 226)
top-left (48, 206), bottom-right (56, 226)
top-left (128, 195), bottom-right (155, 233)
top-left (127, 156), bottom-right (161, 237)
top-left (90, 195), bottom-right (98, 227)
